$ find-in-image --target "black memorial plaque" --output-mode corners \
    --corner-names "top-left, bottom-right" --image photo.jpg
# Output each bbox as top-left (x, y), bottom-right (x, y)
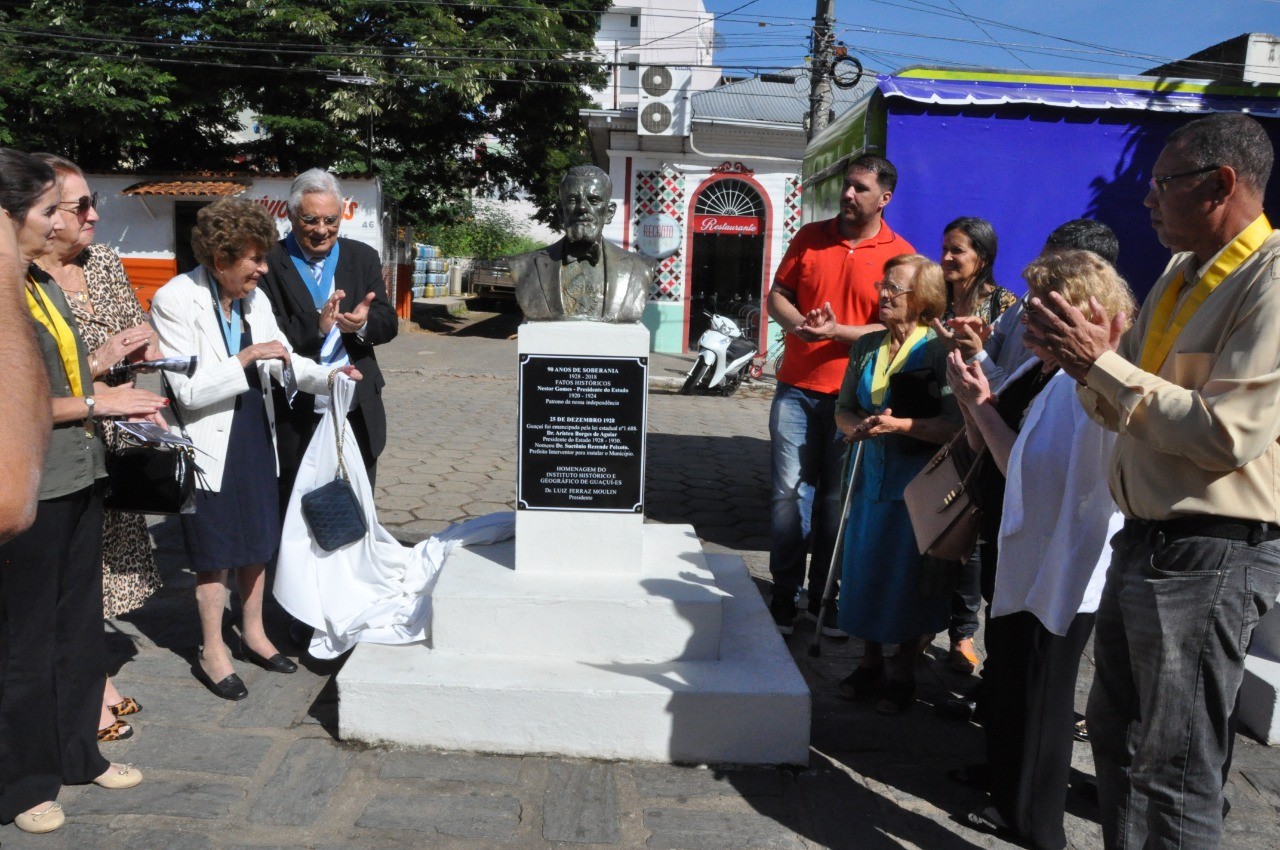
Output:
top-left (517, 354), bottom-right (647, 512)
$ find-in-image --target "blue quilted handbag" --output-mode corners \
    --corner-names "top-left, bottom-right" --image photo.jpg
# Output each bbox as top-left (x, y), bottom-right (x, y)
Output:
top-left (300, 407), bottom-right (367, 551)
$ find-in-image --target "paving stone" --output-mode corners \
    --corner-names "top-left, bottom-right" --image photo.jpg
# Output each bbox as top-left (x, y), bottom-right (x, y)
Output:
top-left (356, 792), bottom-right (522, 839)
top-left (115, 678), bottom-right (233, 728)
top-left (109, 724), bottom-right (273, 777)
top-left (1241, 767), bottom-right (1280, 809)
top-left (107, 828), bottom-right (216, 850)
top-left (220, 670), bottom-right (321, 729)
top-left (73, 779), bottom-right (244, 818)
top-left (543, 762), bottom-right (621, 844)
top-left (248, 738), bottom-right (351, 826)
top-left (632, 765), bottom-right (787, 799)
top-left (0, 821), bottom-right (115, 850)
top-left (642, 808), bottom-right (804, 850)
top-left (379, 750), bottom-right (522, 784)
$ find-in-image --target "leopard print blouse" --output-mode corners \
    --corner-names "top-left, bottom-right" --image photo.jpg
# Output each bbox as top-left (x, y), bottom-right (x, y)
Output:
top-left (65, 244), bottom-right (163, 618)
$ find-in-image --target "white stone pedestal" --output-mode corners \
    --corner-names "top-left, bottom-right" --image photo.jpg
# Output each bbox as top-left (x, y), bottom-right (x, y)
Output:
top-left (515, 322), bottom-right (648, 575)
top-left (1240, 604), bottom-right (1280, 745)
top-left (337, 321), bottom-right (811, 765)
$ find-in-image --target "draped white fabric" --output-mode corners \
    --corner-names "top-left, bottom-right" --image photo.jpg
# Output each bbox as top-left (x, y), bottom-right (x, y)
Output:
top-left (274, 374), bottom-right (514, 659)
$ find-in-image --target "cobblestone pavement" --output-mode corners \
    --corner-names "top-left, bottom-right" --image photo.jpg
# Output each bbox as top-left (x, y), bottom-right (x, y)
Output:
top-left (5, 304), bottom-right (1277, 849)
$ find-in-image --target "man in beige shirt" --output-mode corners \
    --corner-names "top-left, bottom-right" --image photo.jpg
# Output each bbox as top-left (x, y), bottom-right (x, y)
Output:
top-left (1025, 112), bottom-right (1280, 849)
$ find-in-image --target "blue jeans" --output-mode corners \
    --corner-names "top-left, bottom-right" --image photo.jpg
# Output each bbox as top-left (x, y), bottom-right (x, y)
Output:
top-left (1087, 521), bottom-right (1280, 849)
top-left (769, 383), bottom-right (846, 603)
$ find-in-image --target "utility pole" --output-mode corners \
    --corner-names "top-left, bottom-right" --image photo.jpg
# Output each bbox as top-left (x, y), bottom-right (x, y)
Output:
top-left (807, 0), bottom-right (836, 142)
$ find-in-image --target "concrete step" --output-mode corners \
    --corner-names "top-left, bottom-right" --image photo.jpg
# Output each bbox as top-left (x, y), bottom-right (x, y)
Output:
top-left (339, 551), bottom-right (811, 765)
top-left (432, 525), bottom-right (727, 662)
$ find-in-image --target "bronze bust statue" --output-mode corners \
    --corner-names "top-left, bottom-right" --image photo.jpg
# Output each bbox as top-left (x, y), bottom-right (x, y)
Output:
top-left (510, 165), bottom-right (654, 323)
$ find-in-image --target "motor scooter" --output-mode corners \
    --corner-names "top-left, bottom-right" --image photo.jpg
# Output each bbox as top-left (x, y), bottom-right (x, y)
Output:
top-left (679, 311), bottom-right (759, 396)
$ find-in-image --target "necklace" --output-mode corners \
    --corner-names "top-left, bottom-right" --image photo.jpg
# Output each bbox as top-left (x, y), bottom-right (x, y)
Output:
top-left (38, 259), bottom-right (91, 305)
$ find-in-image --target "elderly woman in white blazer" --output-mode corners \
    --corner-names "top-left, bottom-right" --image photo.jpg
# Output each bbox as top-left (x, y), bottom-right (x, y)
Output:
top-left (150, 198), bottom-right (359, 701)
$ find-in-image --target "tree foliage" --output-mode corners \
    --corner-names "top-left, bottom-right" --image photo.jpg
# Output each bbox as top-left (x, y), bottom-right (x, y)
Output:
top-left (0, 0), bottom-right (610, 224)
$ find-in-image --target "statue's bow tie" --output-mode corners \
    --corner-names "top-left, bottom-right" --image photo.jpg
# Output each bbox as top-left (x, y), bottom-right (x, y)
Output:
top-left (563, 242), bottom-right (601, 266)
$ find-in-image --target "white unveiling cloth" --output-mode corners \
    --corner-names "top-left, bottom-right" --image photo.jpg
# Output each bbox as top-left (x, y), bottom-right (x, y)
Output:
top-left (274, 374), bottom-right (514, 659)
top-left (991, 361), bottom-right (1123, 636)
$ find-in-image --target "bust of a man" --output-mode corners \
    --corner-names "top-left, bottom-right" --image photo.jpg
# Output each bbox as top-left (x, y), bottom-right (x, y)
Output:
top-left (509, 165), bottom-right (654, 323)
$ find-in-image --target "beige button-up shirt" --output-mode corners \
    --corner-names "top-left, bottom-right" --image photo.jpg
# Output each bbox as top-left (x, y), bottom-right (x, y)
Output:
top-left (1079, 231), bottom-right (1280, 522)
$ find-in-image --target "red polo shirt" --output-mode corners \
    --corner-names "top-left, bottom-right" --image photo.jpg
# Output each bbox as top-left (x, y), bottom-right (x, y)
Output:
top-left (774, 217), bottom-right (914, 394)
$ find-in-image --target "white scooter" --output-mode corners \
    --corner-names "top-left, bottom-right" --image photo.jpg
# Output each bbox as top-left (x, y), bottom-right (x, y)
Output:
top-left (679, 311), bottom-right (760, 396)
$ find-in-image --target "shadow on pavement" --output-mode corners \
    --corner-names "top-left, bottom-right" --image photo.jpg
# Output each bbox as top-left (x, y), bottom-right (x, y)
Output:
top-left (644, 432), bottom-right (771, 552)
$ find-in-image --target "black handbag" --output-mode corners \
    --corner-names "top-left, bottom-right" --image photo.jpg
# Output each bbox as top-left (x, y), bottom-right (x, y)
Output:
top-left (104, 442), bottom-right (199, 515)
top-left (103, 375), bottom-right (203, 515)
top-left (300, 391), bottom-right (367, 552)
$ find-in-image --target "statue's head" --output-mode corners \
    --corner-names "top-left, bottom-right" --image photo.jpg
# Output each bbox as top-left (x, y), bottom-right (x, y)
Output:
top-left (559, 165), bottom-right (616, 245)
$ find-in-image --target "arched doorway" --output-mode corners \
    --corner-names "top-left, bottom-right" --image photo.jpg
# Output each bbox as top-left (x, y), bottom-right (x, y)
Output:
top-left (686, 176), bottom-right (768, 350)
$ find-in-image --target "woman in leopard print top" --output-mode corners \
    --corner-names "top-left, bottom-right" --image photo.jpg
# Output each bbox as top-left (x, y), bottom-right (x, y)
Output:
top-left (34, 155), bottom-right (162, 743)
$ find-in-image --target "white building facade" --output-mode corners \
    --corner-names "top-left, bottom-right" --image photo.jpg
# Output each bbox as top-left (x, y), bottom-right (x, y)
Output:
top-left (590, 1), bottom-right (720, 111)
top-left (584, 72), bottom-right (868, 355)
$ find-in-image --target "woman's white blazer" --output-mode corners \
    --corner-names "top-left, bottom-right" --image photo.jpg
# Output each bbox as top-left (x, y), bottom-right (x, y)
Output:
top-left (150, 266), bottom-right (332, 492)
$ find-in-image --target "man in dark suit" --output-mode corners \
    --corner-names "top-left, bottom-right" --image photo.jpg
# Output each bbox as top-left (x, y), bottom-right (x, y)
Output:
top-left (259, 168), bottom-right (397, 504)
top-left (509, 165), bottom-right (653, 323)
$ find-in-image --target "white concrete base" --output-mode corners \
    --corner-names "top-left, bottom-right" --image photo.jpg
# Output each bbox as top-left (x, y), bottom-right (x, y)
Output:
top-left (1240, 604), bottom-right (1280, 745)
top-left (432, 525), bottom-right (727, 662)
top-left (1241, 654), bottom-right (1280, 745)
top-left (338, 547), bottom-right (811, 765)
top-left (515, 322), bottom-right (650, 574)
top-left (515, 510), bottom-right (645, 575)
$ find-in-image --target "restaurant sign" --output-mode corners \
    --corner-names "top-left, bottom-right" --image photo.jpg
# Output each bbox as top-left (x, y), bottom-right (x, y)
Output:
top-left (692, 215), bottom-right (761, 236)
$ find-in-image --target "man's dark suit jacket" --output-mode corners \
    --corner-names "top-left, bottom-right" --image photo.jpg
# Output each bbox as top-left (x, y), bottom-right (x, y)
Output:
top-left (260, 236), bottom-right (398, 495)
top-left (510, 238), bottom-right (653, 323)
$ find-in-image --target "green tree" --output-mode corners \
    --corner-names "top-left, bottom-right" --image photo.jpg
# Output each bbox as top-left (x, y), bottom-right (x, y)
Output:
top-left (0, 1), bottom-right (609, 224)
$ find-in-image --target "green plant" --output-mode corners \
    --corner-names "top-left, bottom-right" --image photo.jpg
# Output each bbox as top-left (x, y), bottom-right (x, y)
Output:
top-left (416, 202), bottom-right (547, 261)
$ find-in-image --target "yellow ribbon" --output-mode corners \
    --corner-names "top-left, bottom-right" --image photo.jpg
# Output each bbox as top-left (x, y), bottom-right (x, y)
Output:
top-left (1139, 214), bottom-right (1274, 373)
top-left (870, 324), bottom-right (929, 406)
top-left (25, 275), bottom-right (84, 397)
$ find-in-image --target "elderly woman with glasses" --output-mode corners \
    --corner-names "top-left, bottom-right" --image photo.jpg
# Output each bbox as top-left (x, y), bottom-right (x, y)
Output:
top-left (32, 154), bottom-right (163, 743)
top-left (150, 197), bottom-right (361, 701)
top-left (946, 250), bottom-right (1135, 847)
top-left (833, 253), bottom-right (961, 715)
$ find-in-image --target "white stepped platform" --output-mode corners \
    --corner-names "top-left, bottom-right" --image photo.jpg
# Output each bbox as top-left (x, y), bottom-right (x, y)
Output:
top-left (432, 524), bottom-right (727, 662)
top-left (1240, 605), bottom-right (1280, 746)
top-left (338, 545), bottom-right (811, 765)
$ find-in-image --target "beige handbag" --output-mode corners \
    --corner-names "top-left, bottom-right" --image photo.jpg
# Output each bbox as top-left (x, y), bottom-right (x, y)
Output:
top-left (904, 429), bottom-right (986, 562)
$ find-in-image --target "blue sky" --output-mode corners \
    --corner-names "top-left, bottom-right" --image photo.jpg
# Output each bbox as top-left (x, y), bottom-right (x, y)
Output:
top-left (702, 0), bottom-right (1280, 76)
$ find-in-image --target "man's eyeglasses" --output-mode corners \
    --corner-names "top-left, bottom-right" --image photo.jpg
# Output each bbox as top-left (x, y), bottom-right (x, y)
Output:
top-left (1149, 165), bottom-right (1220, 194)
top-left (58, 193), bottom-right (98, 216)
top-left (299, 214), bottom-right (341, 227)
top-left (874, 280), bottom-right (912, 297)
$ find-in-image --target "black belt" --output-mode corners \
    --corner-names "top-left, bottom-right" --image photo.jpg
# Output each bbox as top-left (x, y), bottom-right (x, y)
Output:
top-left (1125, 516), bottom-right (1280, 546)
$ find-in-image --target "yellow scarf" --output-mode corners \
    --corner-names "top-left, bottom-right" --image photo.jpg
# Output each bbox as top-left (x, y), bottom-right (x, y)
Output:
top-left (870, 324), bottom-right (929, 406)
top-left (1139, 214), bottom-right (1274, 373)
top-left (25, 274), bottom-right (84, 397)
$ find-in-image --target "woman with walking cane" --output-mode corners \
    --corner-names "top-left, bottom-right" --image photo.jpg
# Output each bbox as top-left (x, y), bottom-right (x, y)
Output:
top-left (831, 254), bottom-right (960, 715)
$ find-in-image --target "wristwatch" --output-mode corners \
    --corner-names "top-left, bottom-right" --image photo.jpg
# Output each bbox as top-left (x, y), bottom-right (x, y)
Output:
top-left (83, 395), bottom-right (96, 438)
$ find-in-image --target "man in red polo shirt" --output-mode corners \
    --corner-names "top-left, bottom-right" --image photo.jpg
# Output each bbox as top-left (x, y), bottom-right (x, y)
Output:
top-left (767, 154), bottom-right (914, 634)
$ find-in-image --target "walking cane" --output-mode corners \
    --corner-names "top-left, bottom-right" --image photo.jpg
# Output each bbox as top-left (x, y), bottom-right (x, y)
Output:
top-left (808, 439), bottom-right (865, 658)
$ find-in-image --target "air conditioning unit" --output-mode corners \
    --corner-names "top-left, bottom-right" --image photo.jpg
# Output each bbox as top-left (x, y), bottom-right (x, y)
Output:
top-left (637, 66), bottom-right (692, 137)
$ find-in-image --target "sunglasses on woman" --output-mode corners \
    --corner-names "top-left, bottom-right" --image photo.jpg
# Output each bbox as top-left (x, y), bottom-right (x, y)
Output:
top-left (58, 192), bottom-right (99, 216)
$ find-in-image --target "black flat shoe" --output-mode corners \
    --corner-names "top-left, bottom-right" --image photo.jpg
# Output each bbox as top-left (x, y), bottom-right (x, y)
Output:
top-left (239, 647), bottom-right (298, 674)
top-left (964, 807), bottom-right (1014, 840)
top-left (197, 668), bottom-right (248, 701)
